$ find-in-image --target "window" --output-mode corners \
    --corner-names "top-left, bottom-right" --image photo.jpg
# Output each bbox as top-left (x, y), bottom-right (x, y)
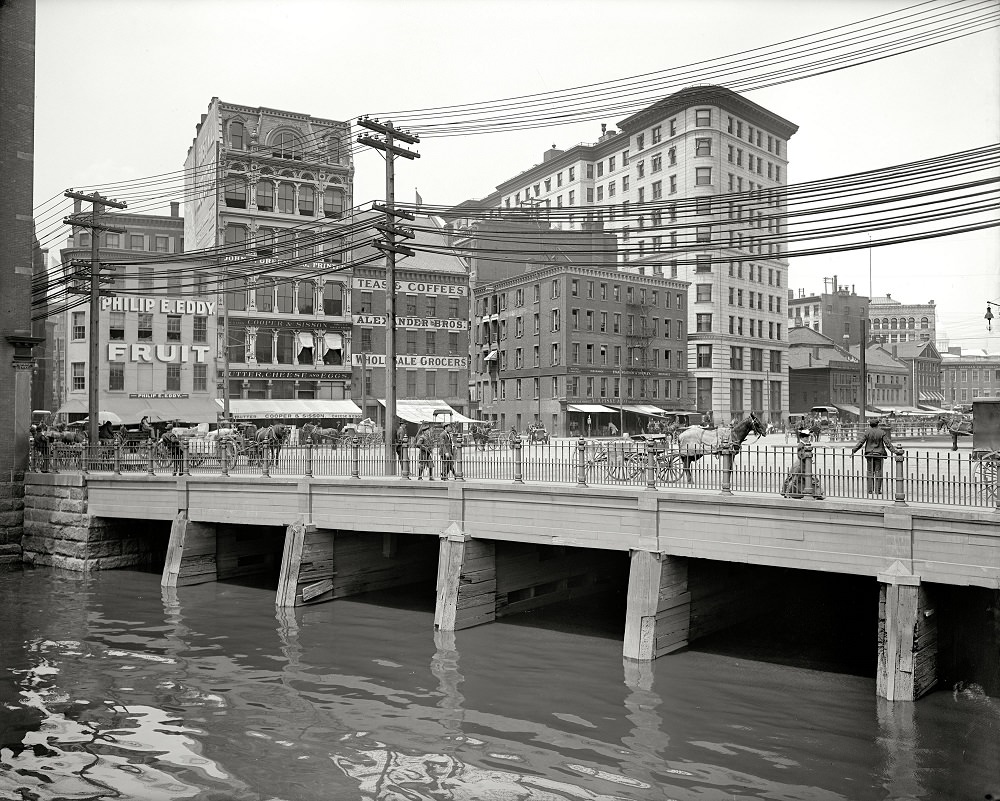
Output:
top-left (129, 234), bottom-right (144, 250)
top-left (298, 281), bottom-right (314, 315)
top-left (551, 309), bottom-right (560, 331)
top-left (154, 235), bottom-right (169, 253)
top-left (230, 120), bottom-right (245, 149)
top-left (730, 346), bottom-right (744, 370)
top-left (105, 311), bottom-right (125, 341)
top-left (695, 138), bottom-right (712, 156)
top-left (695, 167), bottom-right (712, 186)
top-left (224, 176), bottom-right (247, 208)
top-left (651, 180), bottom-right (662, 200)
top-left (166, 364), bottom-right (181, 392)
top-left (636, 134), bottom-right (644, 151)
top-left (569, 167), bottom-right (575, 181)
top-left (696, 284), bottom-right (712, 302)
top-left (697, 344), bottom-right (712, 368)
top-left (298, 185), bottom-right (315, 216)
top-left (277, 182), bottom-right (295, 213)
top-left (108, 363), bottom-right (124, 392)
top-left (271, 131), bottom-right (299, 160)
top-left (730, 379), bottom-right (744, 414)
top-left (191, 315), bottom-right (207, 344)
top-left (167, 315), bottom-right (181, 342)
top-left (133, 312), bottom-right (151, 342)
top-left (72, 311), bottom-right (86, 340)
top-left (750, 348), bottom-right (763, 371)
top-left (696, 313), bottom-right (712, 332)
top-left (669, 175), bottom-right (677, 193)
top-left (652, 125), bottom-right (662, 144)
top-left (323, 188), bottom-right (344, 218)
top-left (193, 363), bottom-right (207, 392)
top-left (695, 109), bottom-right (711, 126)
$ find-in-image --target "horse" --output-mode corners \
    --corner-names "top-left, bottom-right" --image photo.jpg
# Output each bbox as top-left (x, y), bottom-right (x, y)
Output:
top-left (254, 424), bottom-right (289, 467)
top-left (676, 412), bottom-right (767, 483)
top-left (50, 429), bottom-right (88, 445)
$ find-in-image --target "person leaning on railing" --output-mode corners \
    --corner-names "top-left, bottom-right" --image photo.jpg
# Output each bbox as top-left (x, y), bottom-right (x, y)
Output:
top-left (852, 418), bottom-right (894, 494)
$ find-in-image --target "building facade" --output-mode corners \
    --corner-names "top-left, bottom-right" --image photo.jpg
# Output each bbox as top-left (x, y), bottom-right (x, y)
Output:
top-left (184, 99), bottom-right (356, 411)
top-left (868, 294), bottom-right (936, 345)
top-left (788, 276), bottom-right (869, 345)
top-left (472, 265), bottom-right (689, 435)
top-left (890, 341), bottom-right (944, 410)
top-left (350, 215), bottom-right (472, 423)
top-left (941, 348), bottom-right (1000, 407)
top-left (452, 86), bottom-right (797, 423)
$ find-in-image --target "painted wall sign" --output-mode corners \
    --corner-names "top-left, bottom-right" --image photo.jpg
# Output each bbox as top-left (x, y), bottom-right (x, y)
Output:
top-left (351, 354), bottom-right (468, 369)
top-left (353, 314), bottom-right (468, 330)
top-left (353, 277), bottom-right (467, 296)
top-left (107, 344), bottom-right (212, 363)
top-left (239, 318), bottom-right (351, 331)
top-left (100, 296), bottom-right (216, 315)
top-left (129, 393), bottom-right (190, 399)
top-left (228, 369), bottom-right (351, 380)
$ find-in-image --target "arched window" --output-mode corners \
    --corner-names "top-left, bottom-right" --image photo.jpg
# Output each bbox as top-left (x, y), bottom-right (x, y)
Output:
top-left (276, 331), bottom-right (295, 364)
top-left (256, 180), bottom-right (274, 212)
top-left (255, 228), bottom-right (275, 258)
top-left (255, 329), bottom-right (273, 363)
top-left (890, 317), bottom-right (897, 330)
top-left (275, 228), bottom-right (295, 259)
top-left (224, 176), bottom-right (247, 208)
top-left (298, 185), bottom-right (315, 216)
top-left (255, 278), bottom-right (273, 312)
top-left (871, 318), bottom-right (880, 330)
top-left (277, 182), bottom-right (295, 213)
top-left (271, 131), bottom-right (299, 160)
top-left (276, 281), bottom-right (294, 314)
top-left (298, 281), bottom-right (315, 315)
top-left (908, 317), bottom-right (915, 329)
top-left (921, 316), bottom-right (929, 329)
top-left (230, 121), bottom-right (245, 150)
top-left (323, 282), bottom-right (342, 315)
top-left (881, 317), bottom-right (889, 330)
top-left (324, 188), bottom-right (344, 218)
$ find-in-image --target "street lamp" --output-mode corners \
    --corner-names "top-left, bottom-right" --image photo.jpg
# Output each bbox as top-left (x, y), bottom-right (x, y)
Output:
top-left (986, 301), bottom-right (999, 331)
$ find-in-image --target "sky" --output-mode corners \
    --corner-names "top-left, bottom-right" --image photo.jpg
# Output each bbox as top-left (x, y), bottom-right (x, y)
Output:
top-left (32, 0), bottom-right (1000, 349)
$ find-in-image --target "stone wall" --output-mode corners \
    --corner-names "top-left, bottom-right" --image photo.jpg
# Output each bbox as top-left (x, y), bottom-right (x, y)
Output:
top-left (22, 475), bottom-right (167, 570)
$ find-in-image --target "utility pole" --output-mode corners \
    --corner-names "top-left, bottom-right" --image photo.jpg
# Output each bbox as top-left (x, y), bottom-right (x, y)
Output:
top-left (63, 190), bottom-right (127, 445)
top-left (357, 117), bottom-right (419, 474)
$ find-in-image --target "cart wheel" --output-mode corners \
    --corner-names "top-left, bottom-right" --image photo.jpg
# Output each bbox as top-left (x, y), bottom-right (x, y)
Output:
top-left (977, 460), bottom-right (998, 502)
top-left (154, 444), bottom-right (172, 469)
top-left (656, 452), bottom-right (684, 483)
top-left (188, 454), bottom-right (205, 468)
top-left (605, 454), bottom-right (632, 481)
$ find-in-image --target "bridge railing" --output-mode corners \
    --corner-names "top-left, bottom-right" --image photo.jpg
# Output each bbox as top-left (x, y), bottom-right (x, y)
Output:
top-left (28, 438), bottom-right (999, 510)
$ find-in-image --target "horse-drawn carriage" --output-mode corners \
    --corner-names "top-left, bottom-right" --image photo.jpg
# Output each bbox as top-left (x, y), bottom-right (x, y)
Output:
top-left (339, 418), bottom-right (383, 448)
top-left (971, 398), bottom-right (999, 502)
top-left (526, 422), bottom-right (550, 444)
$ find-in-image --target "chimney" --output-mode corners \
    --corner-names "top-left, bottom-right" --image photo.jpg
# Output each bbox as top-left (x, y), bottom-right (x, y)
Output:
top-left (542, 144), bottom-right (564, 163)
top-left (601, 124), bottom-right (607, 135)
top-left (892, 345), bottom-right (897, 358)
top-left (170, 201), bottom-right (180, 217)
top-left (886, 293), bottom-right (891, 299)
top-left (808, 353), bottom-right (813, 367)
top-left (813, 346), bottom-right (820, 360)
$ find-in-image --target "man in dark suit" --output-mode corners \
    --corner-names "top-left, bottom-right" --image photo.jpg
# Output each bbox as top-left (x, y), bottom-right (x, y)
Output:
top-left (852, 418), bottom-right (894, 494)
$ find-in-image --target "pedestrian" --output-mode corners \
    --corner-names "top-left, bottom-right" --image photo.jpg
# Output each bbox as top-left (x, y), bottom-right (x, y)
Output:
top-left (161, 423), bottom-right (184, 475)
top-left (439, 424), bottom-right (456, 479)
top-left (34, 422), bottom-right (50, 473)
top-left (415, 426), bottom-right (434, 480)
top-left (395, 420), bottom-right (409, 469)
top-left (608, 421), bottom-right (618, 438)
top-left (852, 418), bottom-right (894, 494)
top-left (139, 415), bottom-right (153, 440)
top-left (781, 428), bottom-right (825, 499)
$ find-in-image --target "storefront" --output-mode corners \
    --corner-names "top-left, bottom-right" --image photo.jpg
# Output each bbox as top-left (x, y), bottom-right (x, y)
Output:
top-left (216, 398), bottom-right (361, 423)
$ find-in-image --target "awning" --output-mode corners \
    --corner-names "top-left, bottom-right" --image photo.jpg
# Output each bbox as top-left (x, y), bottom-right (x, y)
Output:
top-left (833, 404), bottom-right (884, 418)
top-left (58, 396), bottom-right (222, 424)
top-left (483, 350), bottom-right (498, 362)
top-left (378, 399), bottom-right (478, 424)
top-left (919, 391), bottom-right (945, 402)
top-left (297, 332), bottom-right (314, 350)
top-left (878, 405), bottom-right (926, 416)
top-left (215, 399), bottom-right (362, 420)
top-left (323, 333), bottom-right (342, 351)
top-left (567, 404), bottom-right (617, 414)
top-left (918, 405), bottom-right (950, 414)
top-left (622, 404), bottom-right (668, 416)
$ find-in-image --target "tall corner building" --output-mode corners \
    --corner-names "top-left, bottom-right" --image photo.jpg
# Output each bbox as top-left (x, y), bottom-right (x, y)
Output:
top-left (457, 85), bottom-right (797, 424)
top-left (184, 99), bottom-right (357, 410)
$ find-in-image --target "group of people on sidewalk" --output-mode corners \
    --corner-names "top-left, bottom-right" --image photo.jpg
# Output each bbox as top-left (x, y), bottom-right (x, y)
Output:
top-left (782, 418), bottom-right (896, 500)
top-left (395, 421), bottom-right (458, 480)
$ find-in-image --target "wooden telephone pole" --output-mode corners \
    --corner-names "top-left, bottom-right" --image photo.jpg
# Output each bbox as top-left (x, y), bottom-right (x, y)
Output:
top-left (63, 190), bottom-right (127, 445)
top-left (357, 117), bottom-right (419, 474)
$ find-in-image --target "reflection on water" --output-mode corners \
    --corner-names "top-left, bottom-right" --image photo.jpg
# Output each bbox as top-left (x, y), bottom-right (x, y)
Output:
top-left (0, 567), bottom-right (997, 800)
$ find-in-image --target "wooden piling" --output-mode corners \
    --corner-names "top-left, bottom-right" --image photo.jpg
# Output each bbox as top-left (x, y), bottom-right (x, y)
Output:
top-left (434, 526), bottom-right (496, 632)
top-left (877, 563), bottom-right (937, 701)
top-left (161, 512), bottom-right (217, 588)
top-left (623, 551), bottom-right (690, 660)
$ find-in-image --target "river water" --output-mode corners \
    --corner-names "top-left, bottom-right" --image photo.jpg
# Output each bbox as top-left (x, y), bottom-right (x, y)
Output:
top-left (0, 567), bottom-right (997, 801)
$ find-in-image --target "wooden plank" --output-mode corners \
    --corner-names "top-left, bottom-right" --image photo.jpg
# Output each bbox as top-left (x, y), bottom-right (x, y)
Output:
top-left (301, 578), bottom-right (334, 602)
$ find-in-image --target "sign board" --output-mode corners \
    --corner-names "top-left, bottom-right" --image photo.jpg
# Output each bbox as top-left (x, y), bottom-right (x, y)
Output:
top-left (228, 369), bottom-right (351, 380)
top-left (351, 354), bottom-right (468, 369)
top-left (354, 277), bottom-right (467, 297)
top-left (100, 296), bottom-right (216, 315)
top-left (108, 344), bottom-right (212, 363)
top-left (353, 314), bottom-right (468, 330)
top-left (129, 393), bottom-right (189, 399)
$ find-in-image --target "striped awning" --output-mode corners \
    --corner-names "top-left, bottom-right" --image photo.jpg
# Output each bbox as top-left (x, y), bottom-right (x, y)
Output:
top-left (567, 404), bottom-right (616, 414)
top-left (919, 391), bottom-right (945, 402)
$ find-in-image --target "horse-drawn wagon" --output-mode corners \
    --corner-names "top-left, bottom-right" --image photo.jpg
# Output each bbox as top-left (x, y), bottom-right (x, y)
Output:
top-left (971, 398), bottom-right (999, 502)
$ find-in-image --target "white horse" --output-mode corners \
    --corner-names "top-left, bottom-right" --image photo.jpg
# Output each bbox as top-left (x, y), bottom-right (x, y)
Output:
top-left (676, 413), bottom-right (767, 483)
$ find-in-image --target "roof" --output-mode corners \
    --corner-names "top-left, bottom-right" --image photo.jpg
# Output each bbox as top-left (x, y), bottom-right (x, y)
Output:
top-left (352, 212), bottom-right (469, 277)
top-left (890, 341), bottom-right (941, 360)
top-left (848, 344), bottom-right (908, 369)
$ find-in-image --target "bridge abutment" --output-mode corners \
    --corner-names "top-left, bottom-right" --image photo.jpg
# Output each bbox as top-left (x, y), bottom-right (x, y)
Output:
top-left (624, 551), bottom-right (690, 660)
top-left (162, 513), bottom-right (217, 587)
top-left (878, 564), bottom-right (938, 701)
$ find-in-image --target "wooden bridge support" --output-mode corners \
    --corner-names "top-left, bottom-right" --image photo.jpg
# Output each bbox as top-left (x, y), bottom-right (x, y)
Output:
top-left (878, 563), bottom-right (938, 701)
top-left (277, 521), bottom-right (334, 607)
top-left (162, 513), bottom-right (217, 588)
top-left (435, 525), bottom-right (496, 632)
top-left (624, 551), bottom-right (690, 660)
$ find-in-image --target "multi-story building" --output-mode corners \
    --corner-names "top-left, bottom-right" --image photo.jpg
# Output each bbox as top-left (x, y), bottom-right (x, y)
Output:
top-left (868, 294), bottom-right (936, 345)
top-left (451, 85), bottom-right (798, 423)
top-left (888, 341), bottom-right (944, 411)
top-left (941, 347), bottom-right (1000, 407)
top-left (850, 343), bottom-right (912, 412)
top-left (184, 98), bottom-right (358, 420)
top-left (350, 214), bottom-right (472, 424)
top-left (472, 265), bottom-right (689, 435)
top-left (787, 276), bottom-right (870, 345)
top-left (55, 206), bottom-right (220, 423)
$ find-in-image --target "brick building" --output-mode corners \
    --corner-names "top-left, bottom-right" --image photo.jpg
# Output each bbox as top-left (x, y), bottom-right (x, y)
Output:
top-left (941, 347), bottom-right (1000, 407)
top-left (788, 276), bottom-right (870, 345)
top-left (869, 294), bottom-right (937, 345)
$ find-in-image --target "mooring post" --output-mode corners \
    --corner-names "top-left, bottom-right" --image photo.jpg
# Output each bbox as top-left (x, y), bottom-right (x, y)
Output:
top-left (893, 446), bottom-right (907, 506)
top-left (577, 437), bottom-right (588, 487)
top-left (512, 435), bottom-right (524, 484)
top-left (305, 441), bottom-right (313, 478)
top-left (351, 436), bottom-right (361, 479)
top-left (220, 441), bottom-right (229, 477)
top-left (801, 441), bottom-right (815, 498)
top-left (454, 432), bottom-right (465, 482)
top-left (645, 441), bottom-right (657, 490)
top-left (113, 444), bottom-right (121, 476)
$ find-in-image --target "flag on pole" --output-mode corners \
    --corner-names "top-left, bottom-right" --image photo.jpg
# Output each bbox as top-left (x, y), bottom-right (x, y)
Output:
top-left (415, 188), bottom-right (422, 212)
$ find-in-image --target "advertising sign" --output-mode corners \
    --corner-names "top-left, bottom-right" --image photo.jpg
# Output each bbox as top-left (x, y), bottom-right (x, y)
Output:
top-left (353, 314), bottom-right (468, 330)
top-left (351, 354), bottom-right (467, 369)
top-left (354, 277), bottom-right (467, 296)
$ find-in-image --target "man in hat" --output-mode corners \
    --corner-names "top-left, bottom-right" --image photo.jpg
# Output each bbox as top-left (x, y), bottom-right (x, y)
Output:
top-left (852, 418), bottom-right (894, 494)
top-left (782, 428), bottom-right (824, 499)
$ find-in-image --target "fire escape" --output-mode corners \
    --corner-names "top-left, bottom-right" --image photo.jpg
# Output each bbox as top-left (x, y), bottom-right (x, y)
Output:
top-left (624, 288), bottom-right (655, 400)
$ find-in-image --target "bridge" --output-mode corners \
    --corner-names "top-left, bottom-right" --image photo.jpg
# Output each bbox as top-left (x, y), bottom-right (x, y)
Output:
top-left (21, 451), bottom-right (999, 704)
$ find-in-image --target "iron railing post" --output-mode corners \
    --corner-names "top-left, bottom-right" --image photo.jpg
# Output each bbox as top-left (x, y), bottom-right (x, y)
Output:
top-left (220, 441), bottom-right (229, 477)
top-left (454, 432), bottom-right (464, 482)
top-left (305, 442), bottom-right (313, 478)
top-left (645, 441), bottom-right (656, 490)
top-left (512, 435), bottom-right (524, 484)
top-left (893, 446), bottom-right (907, 506)
top-left (113, 444), bottom-right (121, 476)
top-left (351, 436), bottom-right (361, 479)
top-left (802, 442), bottom-right (815, 498)
top-left (577, 437), bottom-right (588, 487)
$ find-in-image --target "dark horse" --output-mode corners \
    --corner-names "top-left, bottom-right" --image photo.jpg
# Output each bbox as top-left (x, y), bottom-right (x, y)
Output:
top-left (675, 412), bottom-right (767, 483)
top-left (254, 424), bottom-right (289, 467)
